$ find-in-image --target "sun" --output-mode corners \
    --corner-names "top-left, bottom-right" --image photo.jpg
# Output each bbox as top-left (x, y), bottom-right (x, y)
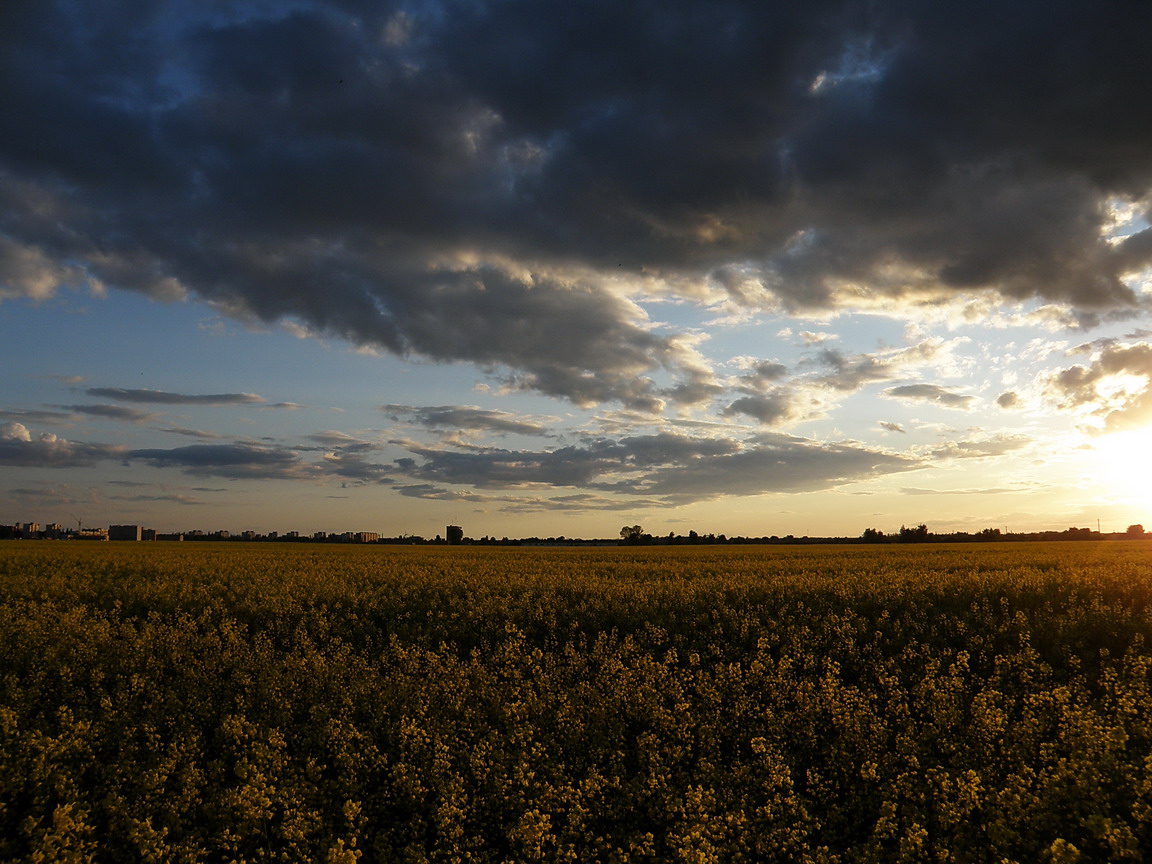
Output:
top-left (1089, 428), bottom-right (1152, 506)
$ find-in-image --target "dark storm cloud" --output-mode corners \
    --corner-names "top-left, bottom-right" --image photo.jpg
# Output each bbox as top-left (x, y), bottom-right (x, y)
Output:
top-left (4, 0), bottom-right (1152, 410)
top-left (86, 388), bottom-right (264, 406)
top-left (383, 405), bottom-right (550, 436)
top-left (884, 384), bottom-right (975, 409)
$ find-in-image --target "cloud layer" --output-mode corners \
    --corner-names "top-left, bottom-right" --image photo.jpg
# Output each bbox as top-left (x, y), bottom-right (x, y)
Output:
top-left (395, 431), bottom-right (918, 503)
top-left (4, 0), bottom-right (1152, 410)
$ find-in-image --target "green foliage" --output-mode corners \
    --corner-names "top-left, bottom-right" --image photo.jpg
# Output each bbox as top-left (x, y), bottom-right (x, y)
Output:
top-left (3, 541), bottom-right (1152, 861)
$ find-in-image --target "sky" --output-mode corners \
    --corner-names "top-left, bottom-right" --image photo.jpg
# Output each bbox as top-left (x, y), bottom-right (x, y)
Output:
top-left (4, 0), bottom-right (1152, 539)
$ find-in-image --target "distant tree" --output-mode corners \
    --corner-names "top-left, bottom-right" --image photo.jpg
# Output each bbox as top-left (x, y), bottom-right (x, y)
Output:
top-left (619, 525), bottom-right (644, 544)
top-left (899, 524), bottom-right (930, 543)
top-left (446, 525), bottom-right (464, 545)
top-left (862, 527), bottom-right (885, 543)
top-left (1128, 524), bottom-right (1146, 537)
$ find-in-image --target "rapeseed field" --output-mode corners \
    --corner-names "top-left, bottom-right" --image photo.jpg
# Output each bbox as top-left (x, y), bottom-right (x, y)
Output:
top-left (2, 541), bottom-right (1151, 862)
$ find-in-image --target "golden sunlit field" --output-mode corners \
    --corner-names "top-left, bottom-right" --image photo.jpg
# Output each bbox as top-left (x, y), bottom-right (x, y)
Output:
top-left (4, 541), bottom-right (1152, 862)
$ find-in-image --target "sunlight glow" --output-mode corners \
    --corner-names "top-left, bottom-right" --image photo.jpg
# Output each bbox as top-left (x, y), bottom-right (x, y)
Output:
top-left (1089, 428), bottom-right (1152, 504)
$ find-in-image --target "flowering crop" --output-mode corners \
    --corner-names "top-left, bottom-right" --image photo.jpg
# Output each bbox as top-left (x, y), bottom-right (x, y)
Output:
top-left (2, 541), bottom-right (1152, 861)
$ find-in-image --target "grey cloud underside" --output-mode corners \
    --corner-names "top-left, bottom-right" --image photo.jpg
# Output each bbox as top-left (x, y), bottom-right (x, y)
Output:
top-left (608, 437), bottom-right (919, 500)
top-left (109, 429), bottom-right (912, 503)
top-left (157, 427), bottom-right (225, 439)
top-left (0, 423), bottom-right (122, 467)
top-left (127, 443), bottom-right (331, 481)
top-left (383, 405), bottom-right (551, 436)
top-left (815, 343), bottom-right (944, 392)
top-left (724, 394), bottom-right (797, 425)
top-left (1048, 342), bottom-right (1152, 431)
top-left (724, 340), bottom-right (949, 426)
top-left (4, 1), bottom-right (1152, 407)
top-left (1, 414), bottom-right (923, 504)
top-left (884, 384), bottom-right (975, 409)
top-left (0, 440), bottom-right (118, 468)
top-left (86, 388), bottom-right (264, 405)
top-left (62, 404), bottom-right (158, 423)
top-left (109, 493), bottom-right (205, 505)
top-left (396, 431), bottom-right (919, 502)
top-left (0, 408), bottom-right (77, 424)
top-left (927, 436), bottom-right (1031, 460)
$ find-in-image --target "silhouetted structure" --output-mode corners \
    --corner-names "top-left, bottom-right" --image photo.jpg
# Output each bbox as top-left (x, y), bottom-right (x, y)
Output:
top-left (446, 525), bottom-right (463, 545)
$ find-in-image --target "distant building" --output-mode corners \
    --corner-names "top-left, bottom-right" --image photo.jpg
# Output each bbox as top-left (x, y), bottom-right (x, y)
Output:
top-left (109, 524), bottom-right (142, 541)
top-left (355, 532), bottom-right (379, 543)
top-left (155, 533), bottom-right (183, 542)
top-left (314, 531), bottom-right (328, 540)
top-left (446, 525), bottom-right (464, 545)
top-left (76, 528), bottom-right (109, 541)
top-left (141, 528), bottom-right (157, 541)
top-left (22, 522), bottom-right (41, 537)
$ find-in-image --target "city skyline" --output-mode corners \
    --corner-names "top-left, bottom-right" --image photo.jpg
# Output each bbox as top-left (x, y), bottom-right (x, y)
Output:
top-left (4, 1), bottom-right (1152, 538)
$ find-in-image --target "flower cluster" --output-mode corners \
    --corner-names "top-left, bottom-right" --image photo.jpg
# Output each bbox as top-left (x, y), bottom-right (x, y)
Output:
top-left (2, 542), bottom-right (1152, 861)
